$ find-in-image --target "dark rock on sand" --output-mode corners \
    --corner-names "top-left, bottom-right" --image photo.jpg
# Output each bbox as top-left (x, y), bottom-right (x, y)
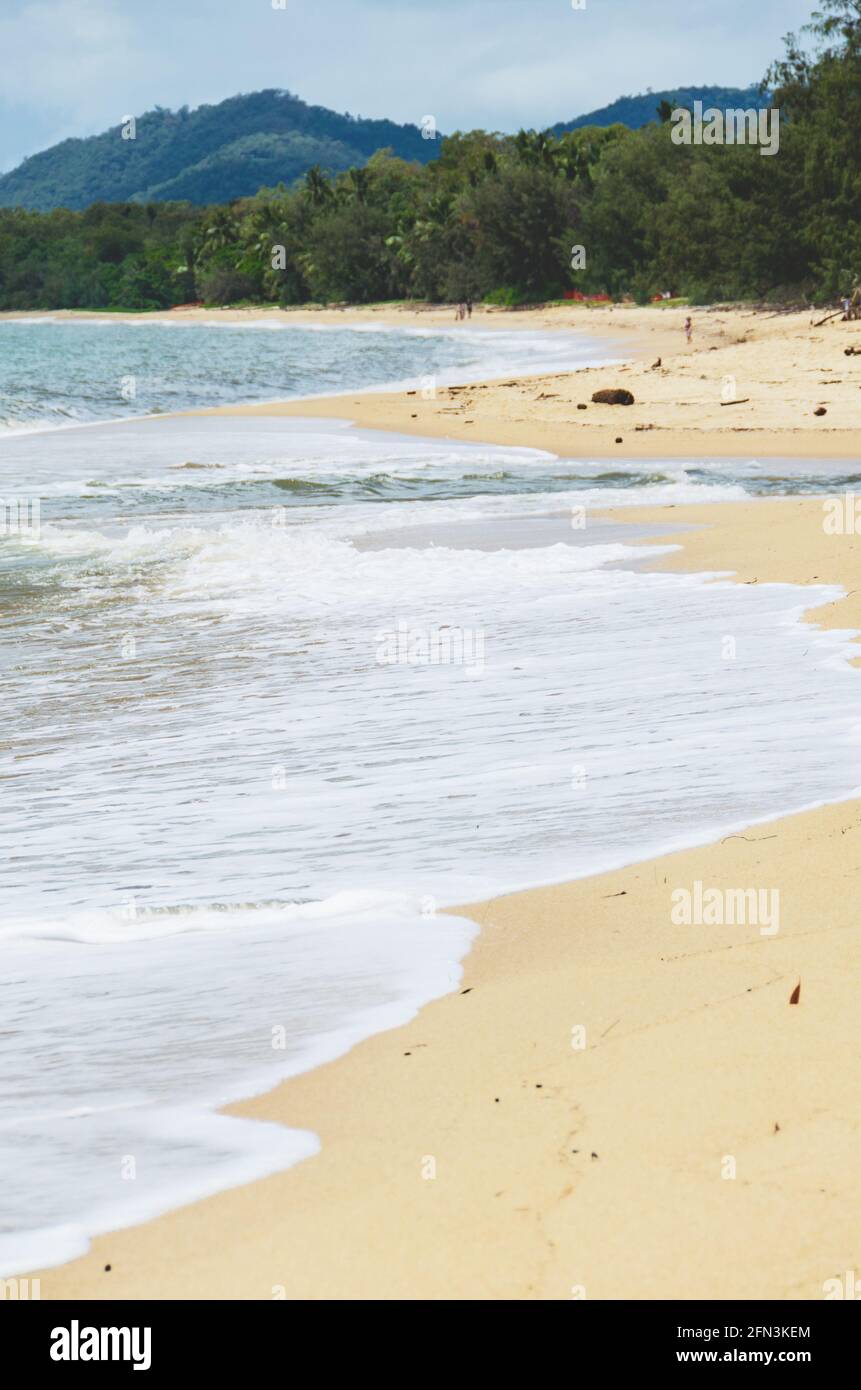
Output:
top-left (592, 388), bottom-right (635, 405)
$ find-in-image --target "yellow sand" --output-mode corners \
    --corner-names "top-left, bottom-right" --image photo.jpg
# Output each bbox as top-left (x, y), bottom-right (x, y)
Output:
top-left (11, 298), bottom-right (861, 457)
top-left (177, 300), bottom-right (861, 460)
top-left (21, 303), bottom-right (861, 1301)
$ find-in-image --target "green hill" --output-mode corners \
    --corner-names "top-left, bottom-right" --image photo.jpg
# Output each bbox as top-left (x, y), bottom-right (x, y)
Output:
top-left (551, 85), bottom-right (770, 135)
top-left (0, 85), bottom-right (774, 213)
top-left (0, 90), bottom-right (438, 211)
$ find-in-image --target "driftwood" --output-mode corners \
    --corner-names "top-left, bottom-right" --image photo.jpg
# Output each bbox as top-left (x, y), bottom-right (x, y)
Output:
top-left (720, 398), bottom-right (751, 407)
top-left (813, 309), bottom-right (844, 327)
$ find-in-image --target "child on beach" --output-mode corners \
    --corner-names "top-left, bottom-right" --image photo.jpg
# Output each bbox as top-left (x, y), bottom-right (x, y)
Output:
top-left (684, 316), bottom-right (693, 344)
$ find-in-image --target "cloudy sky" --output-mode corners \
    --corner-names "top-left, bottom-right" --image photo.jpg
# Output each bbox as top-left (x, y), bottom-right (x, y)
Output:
top-left (0, 0), bottom-right (817, 172)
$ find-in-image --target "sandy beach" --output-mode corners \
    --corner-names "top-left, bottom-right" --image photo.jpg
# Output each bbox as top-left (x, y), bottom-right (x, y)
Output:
top-left (10, 297), bottom-right (861, 457)
top-left (17, 297), bottom-right (861, 1301)
top-left (30, 766), bottom-right (861, 1299)
top-left (185, 301), bottom-right (861, 460)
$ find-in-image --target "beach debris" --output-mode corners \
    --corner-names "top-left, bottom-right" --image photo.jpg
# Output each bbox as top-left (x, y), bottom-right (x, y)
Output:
top-left (789, 981), bottom-right (801, 1005)
top-left (104, 1265), bottom-right (112, 1272)
top-left (814, 406), bottom-right (827, 416)
top-left (721, 832), bottom-right (777, 844)
top-left (650, 357), bottom-right (662, 369)
top-left (461, 988), bottom-right (472, 994)
top-left (591, 1152), bottom-right (599, 1160)
top-left (592, 388), bottom-right (635, 405)
top-left (615, 437), bottom-right (623, 443)
top-left (720, 398), bottom-right (751, 407)
top-left (774, 1122), bottom-right (781, 1133)
top-left (844, 346), bottom-right (861, 356)
top-left (635, 423), bottom-right (655, 431)
top-left (577, 403), bottom-right (588, 410)
top-left (813, 309), bottom-right (844, 327)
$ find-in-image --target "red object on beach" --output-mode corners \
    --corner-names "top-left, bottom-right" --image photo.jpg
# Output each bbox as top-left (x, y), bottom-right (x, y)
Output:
top-left (563, 290), bottom-right (611, 303)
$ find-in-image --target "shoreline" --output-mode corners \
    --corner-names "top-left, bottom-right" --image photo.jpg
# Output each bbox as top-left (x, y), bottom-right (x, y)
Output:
top-left (19, 302), bottom-right (861, 1300)
top-left (7, 300), bottom-right (861, 459)
top-left (7, 301), bottom-right (861, 460)
top-left (27, 494), bottom-right (861, 1301)
top-left (184, 303), bottom-right (861, 460)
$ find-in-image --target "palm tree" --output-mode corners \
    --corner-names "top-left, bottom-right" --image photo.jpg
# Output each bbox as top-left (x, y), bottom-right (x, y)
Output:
top-left (346, 167), bottom-right (370, 204)
top-left (303, 165), bottom-right (333, 208)
top-left (198, 209), bottom-right (236, 254)
top-left (513, 129), bottom-right (559, 171)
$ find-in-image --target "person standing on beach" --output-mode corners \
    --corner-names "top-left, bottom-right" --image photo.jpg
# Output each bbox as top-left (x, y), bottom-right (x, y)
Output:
top-left (466, 300), bottom-right (473, 319)
top-left (684, 315), bottom-right (693, 344)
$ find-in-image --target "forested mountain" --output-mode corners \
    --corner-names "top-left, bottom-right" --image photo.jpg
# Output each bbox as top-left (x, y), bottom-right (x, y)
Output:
top-left (551, 86), bottom-right (769, 135)
top-left (0, 90), bottom-right (437, 211)
top-left (0, 86), bottom-right (767, 212)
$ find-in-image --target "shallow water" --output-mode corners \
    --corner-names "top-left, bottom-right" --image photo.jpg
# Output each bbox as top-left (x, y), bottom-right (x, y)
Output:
top-left (0, 317), bottom-right (620, 431)
top-left (2, 325), bottom-right (861, 1274)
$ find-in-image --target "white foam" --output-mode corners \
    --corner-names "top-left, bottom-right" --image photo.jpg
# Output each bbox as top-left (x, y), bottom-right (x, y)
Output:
top-left (0, 894), bottom-right (475, 1276)
top-left (4, 382), bottom-right (861, 1279)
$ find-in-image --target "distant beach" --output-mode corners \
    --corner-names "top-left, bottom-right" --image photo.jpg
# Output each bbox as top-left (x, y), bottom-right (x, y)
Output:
top-left (184, 300), bottom-right (861, 461)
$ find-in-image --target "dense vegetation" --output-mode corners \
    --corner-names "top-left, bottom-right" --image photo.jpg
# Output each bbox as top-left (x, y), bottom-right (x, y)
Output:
top-left (0, 4), bottom-right (858, 311)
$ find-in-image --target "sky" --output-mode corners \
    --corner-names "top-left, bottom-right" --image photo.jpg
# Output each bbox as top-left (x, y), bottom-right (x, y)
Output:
top-left (0, 0), bottom-right (818, 173)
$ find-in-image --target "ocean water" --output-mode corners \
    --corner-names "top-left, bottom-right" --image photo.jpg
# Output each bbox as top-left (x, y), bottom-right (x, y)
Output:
top-left (0, 317), bottom-right (621, 432)
top-left (2, 322), bottom-right (861, 1275)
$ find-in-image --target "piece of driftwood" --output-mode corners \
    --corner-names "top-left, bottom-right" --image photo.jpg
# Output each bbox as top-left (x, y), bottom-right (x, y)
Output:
top-left (719, 398), bottom-right (751, 406)
top-left (813, 309), bottom-right (844, 327)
